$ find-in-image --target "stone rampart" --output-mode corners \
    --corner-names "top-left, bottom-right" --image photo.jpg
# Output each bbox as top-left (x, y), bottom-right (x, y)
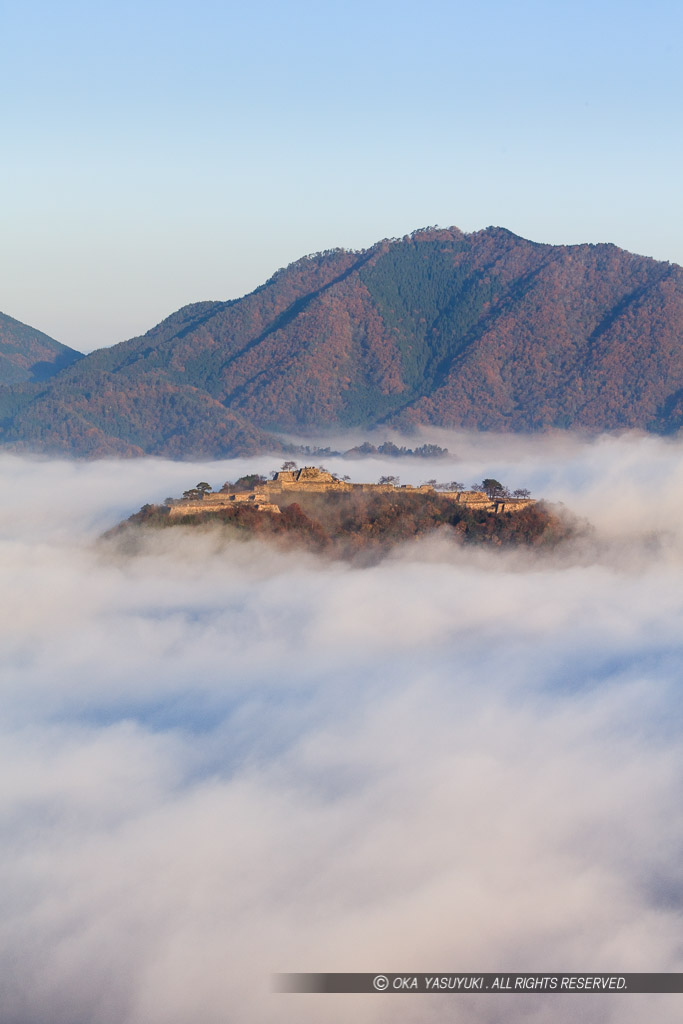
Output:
top-left (267, 480), bottom-right (352, 494)
top-left (169, 469), bottom-right (535, 518)
top-left (168, 491), bottom-right (281, 517)
top-left (492, 498), bottom-right (535, 513)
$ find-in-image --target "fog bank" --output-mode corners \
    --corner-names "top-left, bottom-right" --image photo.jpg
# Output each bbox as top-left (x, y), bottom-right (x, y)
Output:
top-left (2, 434), bottom-right (683, 1023)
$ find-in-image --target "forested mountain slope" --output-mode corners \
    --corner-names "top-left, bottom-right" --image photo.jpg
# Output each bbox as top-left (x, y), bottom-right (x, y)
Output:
top-left (0, 313), bottom-right (82, 385)
top-left (2, 226), bottom-right (682, 456)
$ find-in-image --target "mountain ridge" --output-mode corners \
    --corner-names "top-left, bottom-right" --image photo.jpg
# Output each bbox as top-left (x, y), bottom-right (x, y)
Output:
top-left (2, 225), bottom-right (682, 456)
top-left (0, 313), bottom-right (83, 386)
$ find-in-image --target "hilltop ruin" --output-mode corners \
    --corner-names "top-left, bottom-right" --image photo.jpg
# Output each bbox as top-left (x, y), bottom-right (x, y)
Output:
top-left (112, 464), bottom-right (572, 558)
top-left (168, 466), bottom-right (535, 518)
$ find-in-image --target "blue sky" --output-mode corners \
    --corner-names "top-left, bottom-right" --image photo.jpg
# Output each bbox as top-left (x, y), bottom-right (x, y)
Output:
top-left (2, 0), bottom-right (682, 351)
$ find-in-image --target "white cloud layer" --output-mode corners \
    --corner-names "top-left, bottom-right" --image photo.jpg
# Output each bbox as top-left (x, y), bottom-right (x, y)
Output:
top-left (2, 434), bottom-right (683, 1023)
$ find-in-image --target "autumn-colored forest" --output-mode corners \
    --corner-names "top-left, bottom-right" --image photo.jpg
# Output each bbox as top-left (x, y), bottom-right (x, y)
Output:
top-left (2, 226), bottom-right (683, 456)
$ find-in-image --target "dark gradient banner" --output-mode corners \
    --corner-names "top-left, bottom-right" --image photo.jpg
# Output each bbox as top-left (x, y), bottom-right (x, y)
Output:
top-left (275, 973), bottom-right (683, 994)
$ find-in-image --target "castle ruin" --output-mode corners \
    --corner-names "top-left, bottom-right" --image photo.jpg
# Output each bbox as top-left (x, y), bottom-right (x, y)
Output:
top-left (167, 467), bottom-right (535, 518)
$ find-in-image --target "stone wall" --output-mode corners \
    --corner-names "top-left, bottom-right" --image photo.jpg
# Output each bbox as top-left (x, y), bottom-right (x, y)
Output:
top-left (168, 491), bottom-right (281, 517)
top-left (169, 469), bottom-right (535, 518)
top-left (268, 468), bottom-right (352, 495)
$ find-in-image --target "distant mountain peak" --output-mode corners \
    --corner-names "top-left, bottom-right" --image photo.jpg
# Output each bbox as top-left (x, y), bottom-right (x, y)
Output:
top-left (0, 313), bottom-right (83, 385)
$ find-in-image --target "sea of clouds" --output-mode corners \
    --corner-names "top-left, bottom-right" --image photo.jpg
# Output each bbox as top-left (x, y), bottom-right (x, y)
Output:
top-left (2, 431), bottom-right (683, 1024)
